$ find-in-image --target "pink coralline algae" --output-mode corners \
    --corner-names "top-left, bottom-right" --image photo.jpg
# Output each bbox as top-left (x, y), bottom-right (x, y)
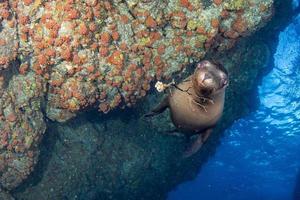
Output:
top-left (0, 0), bottom-right (273, 192)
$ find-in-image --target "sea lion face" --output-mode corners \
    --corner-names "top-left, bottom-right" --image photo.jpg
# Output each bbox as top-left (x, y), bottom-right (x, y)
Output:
top-left (193, 60), bottom-right (229, 96)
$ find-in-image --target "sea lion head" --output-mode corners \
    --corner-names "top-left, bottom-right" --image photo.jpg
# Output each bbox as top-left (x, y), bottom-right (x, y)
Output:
top-left (192, 60), bottom-right (229, 97)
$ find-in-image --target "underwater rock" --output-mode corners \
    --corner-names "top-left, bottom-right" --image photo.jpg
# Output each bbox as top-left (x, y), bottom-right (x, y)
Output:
top-left (0, 73), bottom-right (46, 190)
top-left (7, 0), bottom-right (273, 122)
top-left (0, 0), bottom-right (274, 195)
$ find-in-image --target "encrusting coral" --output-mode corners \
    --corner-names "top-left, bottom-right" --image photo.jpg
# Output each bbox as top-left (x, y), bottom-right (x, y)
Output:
top-left (0, 0), bottom-right (273, 193)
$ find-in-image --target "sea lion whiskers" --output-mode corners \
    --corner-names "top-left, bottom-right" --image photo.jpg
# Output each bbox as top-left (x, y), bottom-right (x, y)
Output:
top-left (194, 93), bottom-right (215, 105)
top-left (191, 98), bottom-right (208, 112)
top-left (173, 83), bottom-right (215, 105)
top-left (172, 84), bottom-right (214, 112)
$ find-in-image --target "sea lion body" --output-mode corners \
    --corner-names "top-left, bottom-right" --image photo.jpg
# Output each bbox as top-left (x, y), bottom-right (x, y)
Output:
top-left (145, 60), bottom-right (228, 156)
top-left (168, 77), bottom-right (225, 135)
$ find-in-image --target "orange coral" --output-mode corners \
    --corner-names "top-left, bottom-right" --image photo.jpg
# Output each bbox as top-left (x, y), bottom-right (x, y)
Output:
top-left (99, 47), bottom-right (109, 57)
top-left (213, 0), bottom-right (222, 6)
top-left (23, 0), bottom-right (33, 6)
top-left (221, 10), bottom-right (229, 19)
top-left (61, 48), bottom-right (72, 61)
top-left (50, 79), bottom-right (64, 87)
top-left (37, 54), bottom-right (48, 66)
top-left (180, 0), bottom-right (190, 8)
top-left (45, 48), bottom-right (56, 58)
top-left (67, 9), bottom-right (79, 20)
top-left (120, 15), bottom-right (129, 24)
top-left (19, 63), bottom-right (29, 75)
top-left (196, 26), bottom-right (206, 34)
top-left (112, 31), bottom-right (120, 41)
top-left (86, 65), bottom-right (95, 73)
top-left (145, 16), bottom-right (157, 28)
top-left (1, 10), bottom-right (10, 20)
top-left (0, 57), bottom-right (9, 65)
top-left (90, 42), bottom-right (98, 50)
top-left (119, 42), bottom-right (127, 51)
top-left (78, 23), bottom-right (89, 35)
top-left (107, 50), bottom-right (124, 66)
top-left (232, 17), bottom-right (247, 33)
top-left (19, 15), bottom-right (30, 25)
top-left (103, 1), bottom-right (112, 11)
top-left (211, 18), bottom-right (220, 28)
top-left (0, 39), bottom-right (6, 46)
top-left (89, 23), bottom-right (97, 32)
top-left (100, 32), bottom-right (111, 45)
top-left (180, 0), bottom-right (193, 10)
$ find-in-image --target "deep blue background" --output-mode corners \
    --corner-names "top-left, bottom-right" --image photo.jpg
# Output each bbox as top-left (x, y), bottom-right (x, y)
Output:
top-left (168, 4), bottom-right (300, 200)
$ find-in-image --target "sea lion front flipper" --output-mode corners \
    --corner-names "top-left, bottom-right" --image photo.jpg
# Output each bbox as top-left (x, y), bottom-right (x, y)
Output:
top-left (144, 97), bottom-right (169, 117)
top-left (183, 128), bottom-right (213, 158)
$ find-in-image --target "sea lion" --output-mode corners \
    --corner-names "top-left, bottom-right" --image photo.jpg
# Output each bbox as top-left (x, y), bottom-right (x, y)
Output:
top-left (145, 60), bottom-right (229, 157)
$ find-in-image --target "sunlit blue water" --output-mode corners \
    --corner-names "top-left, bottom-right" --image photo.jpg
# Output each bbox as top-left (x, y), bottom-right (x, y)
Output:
top-left (168, 9), bottom-right (300, 200)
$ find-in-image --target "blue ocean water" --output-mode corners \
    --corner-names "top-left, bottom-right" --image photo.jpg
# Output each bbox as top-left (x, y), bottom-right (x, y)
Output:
top-left (168, 7), bottom-right (300, 200)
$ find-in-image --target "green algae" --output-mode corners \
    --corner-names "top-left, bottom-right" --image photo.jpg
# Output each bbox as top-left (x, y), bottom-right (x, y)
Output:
top-left (139, 37), bottom-right (151, 46)
top-left (225, 0), bottom-right (248, 10)
top-left (187, 20), bottom-right (200, 30)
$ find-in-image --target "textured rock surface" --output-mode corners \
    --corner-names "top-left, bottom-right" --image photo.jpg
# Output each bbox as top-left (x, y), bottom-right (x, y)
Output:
top-left (0, 72), bottom-right (46, 190)
top-left (11, 0), bottom-right (273, 122)
top-left (0, 0), bottom-right (274, 194)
